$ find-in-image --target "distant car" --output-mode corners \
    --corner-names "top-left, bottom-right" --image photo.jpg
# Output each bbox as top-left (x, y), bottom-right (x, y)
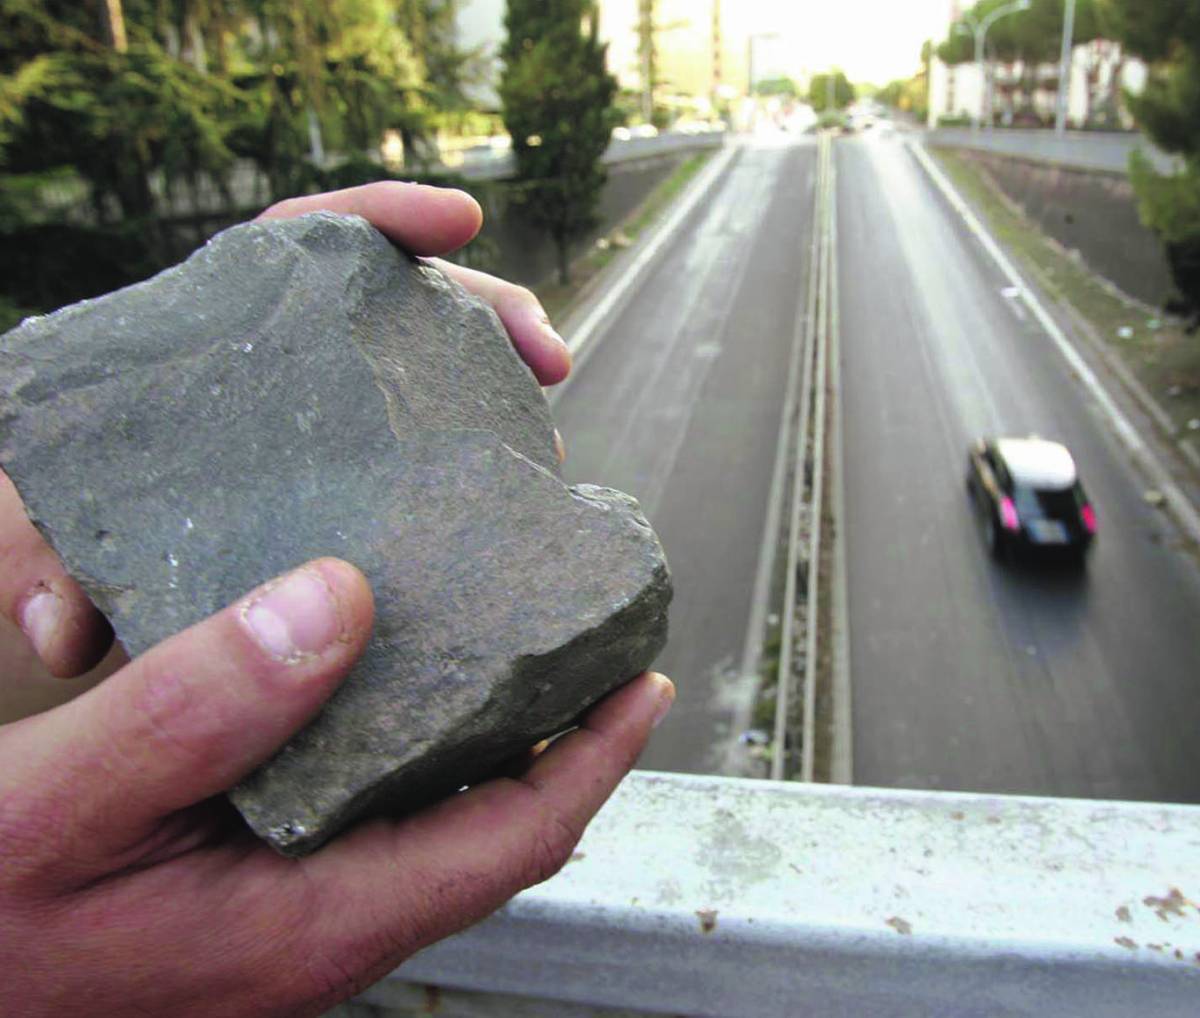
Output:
top-left (966, 437), bottom-right (1096, 561)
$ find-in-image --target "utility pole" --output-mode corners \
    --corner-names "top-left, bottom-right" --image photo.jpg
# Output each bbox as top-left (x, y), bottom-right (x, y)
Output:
top-left (101, 0), bottom-right (128, 52)
top-left (638, 0), bottom-right (655, 124)
top-left (711, 0), bottom-right (722, 110)
top-left (1054, 0), bottom-right (1077, 135)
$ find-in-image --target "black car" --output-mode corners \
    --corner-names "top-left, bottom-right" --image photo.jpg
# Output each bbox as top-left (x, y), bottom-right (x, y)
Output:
top-left (966, 437), bottom-right (1096, 561)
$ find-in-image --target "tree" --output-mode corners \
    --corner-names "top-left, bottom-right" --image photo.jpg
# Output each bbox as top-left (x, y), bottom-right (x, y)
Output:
top-left (1104, 0), bottom-right (1200, 325)
top-left (0, 2), bottom-right (241, 228)
top-left (500, 0), bottom-right (619, 285)
top-left (753, 76), bottom-right (798, 98)
top-left (937, 0), bottom-right (1102, 123)
top-left (0, 0), bottom-right (482, 328)
top-left (808, 71), bottom-right (854, 111)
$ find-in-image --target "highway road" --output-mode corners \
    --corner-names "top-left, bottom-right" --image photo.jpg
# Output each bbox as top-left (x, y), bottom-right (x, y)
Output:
top-left (554, 134), bottom-right (816, 773)
top-left (839, 132), bottom-right (1200, 803)
top-left (556, 126), bottom-right (1200, 806)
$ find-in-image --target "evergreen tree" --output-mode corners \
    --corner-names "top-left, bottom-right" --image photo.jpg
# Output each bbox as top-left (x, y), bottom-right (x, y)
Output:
top-left (499, 0), bottom-right (619, 285)
top-left (1104, 0), bottom-right (1200, 325)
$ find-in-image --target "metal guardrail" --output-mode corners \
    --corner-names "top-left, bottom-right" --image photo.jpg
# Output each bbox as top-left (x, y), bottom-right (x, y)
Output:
top-left (925, 127), bottom-right (1177, 175)
top-left (772, 131), bottom-right (833, 783)
top-left (458, 131), bottom-right (727, 181)
top-left (371, 772), bottom-right (1200, 1017)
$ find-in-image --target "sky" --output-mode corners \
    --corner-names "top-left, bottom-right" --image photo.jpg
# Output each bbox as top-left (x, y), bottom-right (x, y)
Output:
top-left (458, 0), bottom-right (956, 91)
top-left (733, 0), bottom-right (953, 85)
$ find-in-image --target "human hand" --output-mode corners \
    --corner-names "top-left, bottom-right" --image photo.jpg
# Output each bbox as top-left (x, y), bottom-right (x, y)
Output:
top-left (0, 557), bottom-right (674, 1016)
top-left (1, 181), bottom-right (569, 683)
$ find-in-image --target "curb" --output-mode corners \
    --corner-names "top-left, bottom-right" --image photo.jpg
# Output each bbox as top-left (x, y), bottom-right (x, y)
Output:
top-left (552, 142), bottom-right (738, 394)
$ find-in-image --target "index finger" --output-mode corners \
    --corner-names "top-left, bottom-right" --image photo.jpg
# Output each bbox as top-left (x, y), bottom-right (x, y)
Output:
top-left (258, 182), bottom-right (483, 256)
top-left (0, 469), bottom-right (115, 678)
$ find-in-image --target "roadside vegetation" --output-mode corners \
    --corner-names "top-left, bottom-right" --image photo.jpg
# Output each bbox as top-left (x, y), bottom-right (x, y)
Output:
top-left (0, 1), bottom-right (626, 328)
top-left (930, 145), bottom-right (1200, 445)
top-left (535, 147), bottom-right (713, 322)
top-left (936, 0), bottom-right (1200, 329)
top-left (0, 1), bottom-right (487, 329)
top-left (1109, 0), bottom-right (1200, 330)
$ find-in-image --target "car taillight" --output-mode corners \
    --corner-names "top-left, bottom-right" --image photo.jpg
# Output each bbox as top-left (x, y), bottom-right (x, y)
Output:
top-left (1081, 504), bottom-right (1097, 534)
top-left (999, 496), bottom-right (1020, 531)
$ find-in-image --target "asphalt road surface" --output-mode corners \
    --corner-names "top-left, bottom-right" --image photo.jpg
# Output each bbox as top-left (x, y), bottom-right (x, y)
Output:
top-left (838, 132), bottom-right (1200, 803)
top-left (554, 134), bottom-right (817, 773)
top-left (556, 127), bottom-right (1200, 805)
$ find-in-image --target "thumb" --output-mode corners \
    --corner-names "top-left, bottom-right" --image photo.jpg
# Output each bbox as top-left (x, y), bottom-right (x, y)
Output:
top-left (2, 558), bottom-right (373, 877)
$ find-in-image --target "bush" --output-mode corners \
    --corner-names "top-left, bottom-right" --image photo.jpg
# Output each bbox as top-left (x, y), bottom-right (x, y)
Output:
top-left (1130, 149), bottom-right (1200, 326)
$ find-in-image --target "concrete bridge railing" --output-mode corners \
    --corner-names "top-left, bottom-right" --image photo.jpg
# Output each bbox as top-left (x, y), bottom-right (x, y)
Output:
top-left (330, 771), bottom-right (1200, 1017)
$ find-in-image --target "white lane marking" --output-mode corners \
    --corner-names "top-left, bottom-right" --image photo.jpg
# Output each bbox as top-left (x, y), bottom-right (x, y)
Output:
top-left (909, 140), bottom-right (1200, 547)
top-left (1001, 286), bottom-right (1028, 322)
top-left (563, 144), bottom-right (737, 363)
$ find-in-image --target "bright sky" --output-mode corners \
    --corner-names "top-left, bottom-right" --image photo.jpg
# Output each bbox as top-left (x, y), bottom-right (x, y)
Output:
top-left (733, 0), bottom-right (953, 85)
top-left (458, 0), bottom-right (957, 89)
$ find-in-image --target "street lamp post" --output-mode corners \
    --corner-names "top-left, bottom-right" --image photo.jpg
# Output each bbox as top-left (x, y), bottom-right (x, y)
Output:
top-left (1054, 0), bottom-right (1077, 136)
top-left (959, 0), bottom-right (1031, 133)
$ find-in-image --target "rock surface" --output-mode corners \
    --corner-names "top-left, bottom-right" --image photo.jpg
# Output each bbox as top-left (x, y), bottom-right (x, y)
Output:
top-left (0, 213), bottom-right (671, 856)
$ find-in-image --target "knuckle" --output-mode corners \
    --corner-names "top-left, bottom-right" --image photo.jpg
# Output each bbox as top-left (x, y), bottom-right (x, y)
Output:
top-left (0, 786), bottom-right (61, 890)
top-left (303, 945), bottom-right (365, 1006)
top-left (122, 660), bottom-right (212, 771)
top-left (525, 801), bottom-right (581, 886)
top-left (261, 196), bottom-right (299, 219)
top-left (504, 283), bottom-right (539, 311)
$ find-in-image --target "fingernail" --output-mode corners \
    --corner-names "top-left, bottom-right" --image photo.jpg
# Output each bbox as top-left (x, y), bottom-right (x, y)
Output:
top-left (554, 429), bottom-right (566, 464)
top-left (649, 673), bottom-right (675, 729)
top-left (20, 589), bottom-right (62, 659)
top-left (241, 567), bottom-right (343, 662)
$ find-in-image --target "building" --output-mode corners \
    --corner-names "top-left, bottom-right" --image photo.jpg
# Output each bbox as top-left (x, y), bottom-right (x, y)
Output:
top-left (927, 33), bottom-right (1146, 129)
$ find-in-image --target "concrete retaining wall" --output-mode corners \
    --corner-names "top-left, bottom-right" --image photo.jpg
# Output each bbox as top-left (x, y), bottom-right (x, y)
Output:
top-left (939, 145), bottom-right (1174, 308)
top-left (470, 147), bottom-right (711, 287)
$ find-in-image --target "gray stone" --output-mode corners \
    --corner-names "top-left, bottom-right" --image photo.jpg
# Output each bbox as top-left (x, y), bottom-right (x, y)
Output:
top-left (0, 213), bottom-right (671, 856)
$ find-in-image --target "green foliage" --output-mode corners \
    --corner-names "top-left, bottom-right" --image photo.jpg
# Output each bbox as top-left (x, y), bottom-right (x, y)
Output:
top-left (500, 0), bottom-right (619, 285)
top-left (808, 71), bottom-right (855, 111)
top-left (1108, 0), bottom-right (1200, 323)
top-left (0, 0), bottom-right (481, 319)
top-left (753, 76), bottom-right (799, 98)
top-left (938, 0), bottom-right (1102, 66)
top-left (877, 71), bottom-right (929, 120)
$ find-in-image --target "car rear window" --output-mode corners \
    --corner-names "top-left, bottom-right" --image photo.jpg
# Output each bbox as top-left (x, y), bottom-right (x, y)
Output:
top-left (1013, 483), bottom-right (1083, 520)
